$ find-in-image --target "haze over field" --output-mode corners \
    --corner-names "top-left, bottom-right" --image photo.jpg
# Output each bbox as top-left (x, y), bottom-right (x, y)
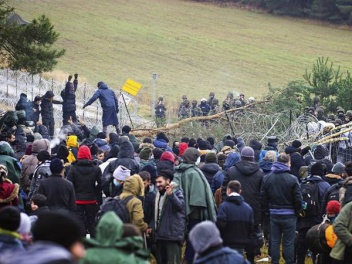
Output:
top-left (11, 0), bottom-right (352, 102)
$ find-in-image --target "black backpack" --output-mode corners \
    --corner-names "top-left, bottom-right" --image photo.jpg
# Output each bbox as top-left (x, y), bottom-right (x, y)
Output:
top-left (96, 195), bottom-right (133, 223)
top-left (300, 178), bottom-right (321, 219)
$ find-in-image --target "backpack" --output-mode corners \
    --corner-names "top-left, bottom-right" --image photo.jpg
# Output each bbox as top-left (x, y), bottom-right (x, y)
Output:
top-left (96, 195), bottom-right (133, 223)
top-left (27, 161), bottom-right (52, 203)
top-left (300, 178), bottom-right (321, 219)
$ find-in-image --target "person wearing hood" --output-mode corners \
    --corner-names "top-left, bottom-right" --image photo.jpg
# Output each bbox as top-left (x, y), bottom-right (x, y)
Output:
top-left (214, 134), bottom-right (232, 153)
top-left (15, 93), bottom-right (33, 122)
top-left (0, 142), bottom-right (21, 184)
top-left (119, 174), bottom-right (148, 233)
top-left (61, 74), bottom-right (78, 125)
top-left (102, 141), bottom-right (139, 197)
top-left (154, 169), bottom-right (186, 264)
top-left (0, 206), bottom-right (24, 253)
top-left (122, 125), bottom-right (140, 152)
top-left (41, 90), bottom-right (62, 138)
top-left (67, 145), bottom-right (102, 237)
top-left (83, 81), bottom-right (120, 134)
top-left (284, 140), bottom-right (305, 181)
top-left (81, 212), bottom-right (149, 264)
top-left (107, 132), bottom-right (119, 149)
top-left (66, 135), bottom-right (79, 164)
top-left (173, 147), bottom-right (217, 264)
top-left (260, 153), bottom-right (302, 264)
top-left (153, 132), bottom-right (172, 152)
top-left (94, 132), bottom-right (111, 152)
top-left (201, 152), bottom-right (221, 185)
top-left (221, 146), bottom-right (264, 263)
top-left (305, 144), bottom-right (333, 173)
top-left (217, 180), bottom-right (255, 255)
top-left (249, 139), bottom-right (262, 162)
top-left (0, 165), bottom-right (19, 209)
top-left (189, 221), bottom-right (250, 264)
top-left (259, 150), bottom-right (277, 175)
top-left (258, 136), bottom-right (279, 162)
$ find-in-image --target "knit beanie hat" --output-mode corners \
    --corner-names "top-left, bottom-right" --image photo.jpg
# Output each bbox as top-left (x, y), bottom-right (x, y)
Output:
top-left (326, 200), bottom-right (341, 215)
top-left (182, 148), bottom-right (200, 164)
top-left (141, 164), bottom-right (157, 184)
top-left (205, 152), bottom-right (217, 163)
top-left (189, 221), bottom-right (223, 255)
top-left (241, 146), bottom-right (255, 161)
top-left (25, 144), bottom-right (33, 155)
top-left (122, 125), bottom-right (132, 134)
top-left (160, 151), bottom-right (175, 163)
top-left (50, 158), bottom-right (64, 174)
top-left (332, 162), bottom-right (345, 174)
top-left (178, 142), bottom-right (189, 157)
top-left (77, 145), bottom-right (92, 160)
top-left (139, 147), bottom-right (152, 160)
top-left (0, 206), bottom-right (21, 231)
top-left (18, 213), bottom-right (31, 235)
top-left (0, 164), bottom-right (8, 178)
top-left (32, 211), bottom-right (83, 250)
top-left (37, 150), bottom-right (51, 162)
top-left (198, 140), bottom-right (208, 150)
top-left (113, 165), bottom-right (131, 181)
top-left (249, 139), bottom-right (262, 151)
top-left (314, 145), bottom-right (328, 160)
top-left (292, 140), bottom-right (302, 149)
top-left (158, 169), bottom-right (174, 181)
top-left (152, 148), bottom-right (163, 160)
top-left (311, 162), bottom-right (325, 176)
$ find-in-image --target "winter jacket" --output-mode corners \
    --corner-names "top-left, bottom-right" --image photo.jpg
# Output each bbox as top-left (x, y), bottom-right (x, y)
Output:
top-left (0, 241), bottom-right (74, 264)
top-left (258, 146), bottom-right (279, 162)
top-left (0, 179), bottom-right (19, 208)
top-left (41, 91), bottom-right (61, 122)
top-left (249, 140), bottom-right (262, 163)
top-left (38, 173), bottom-right (76, 212)
top-left (153, 138), bottom-right (172, 152)
top-left (260, 162), bottom-right (302, 214)
top-left (120, 175), bottom-right (148, 232)
top-left (259, 160), bottom-right (273, 175)
top-left (194, 247), bottom-right (250, 264)
top-left (84, 82), bottom-right (119, 127)
top-left (174, 163), bottom-right (217, 221)
top-left (0, 142), bottom-right (21, 184)
top-left (94, 138), bottom-right (110, 152)
top-left (330, 201), bottom-right (352, 261)
top-left (321, 180), bottom-right (344, 215)
top-left (0, 232), bottom-right (24, 254)
top-left (102, 141), bottom-right (139, 196)
top-left (222, 160), bottom-right (264, 224)
top-left (285, 146), bottom-right (305, 180)
top-left (20, 139), bottom-right (51, 191)
top-left (81, 212), bottom-right (149, 264)
top-left (29, 101), bottom-right (40, 123)
top-left (67, 159), bottom-right (102, 202)
top-left (154, 187), bottom-right (186, 243)
top-left (323, 173), bottom-right (343, 186)
top-left (122, 133), bottom-right (140, 152)
top-left (201, 163), bottom-right (221, 185)
top-left (211, 170), bottom-right (225, 194)
top-left (61, 81), bottom-right (77, 113)
top-left (217, 194), bottom-right (255, 249)
top-left (15, 94), bottom-right (33, 121)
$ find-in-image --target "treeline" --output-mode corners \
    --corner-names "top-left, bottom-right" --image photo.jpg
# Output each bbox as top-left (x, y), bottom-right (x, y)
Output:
top-left (193, 0), bottom-right (352, 24)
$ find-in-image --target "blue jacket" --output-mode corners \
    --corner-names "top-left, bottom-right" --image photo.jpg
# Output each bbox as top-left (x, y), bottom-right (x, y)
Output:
top-left (153, 138), bottom-right (172, 152)
top-left (85, 82), bottom-right (119, 127)
top-left (0, 234), bottom-right (24, 254)
top-left (194, 247), bottom-right (250, 264)
top-left (155, 188), bottom-right (186, 243)
top-left (217, 195), bottom-right (255, 249)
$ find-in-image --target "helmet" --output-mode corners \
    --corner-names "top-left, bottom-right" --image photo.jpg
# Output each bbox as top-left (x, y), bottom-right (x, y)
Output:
top-left (192, 100), bottom-right (197, 104)
top-left (213, 98), bottom-right (219, 105)
top-left (200, 98), bottom-right (207, 102)
top-left (184, 100), bottom-right (190, 106)
top-left (346, 110), bottom-right (352, 117)
top-left (227, 92), bottom-right (234, 98)
top-left (240, 93), bottom-right (245, 97)
top-left (209, 92), bottom-right (215, 97)
top-left (337, 108), bottom-right (345, 114)
top-left (182, 95), bottom-right (187, 100)
top-left (248, 97), bottom-right (255, 102)
top-left (158, 96), bottom-right (163, 101)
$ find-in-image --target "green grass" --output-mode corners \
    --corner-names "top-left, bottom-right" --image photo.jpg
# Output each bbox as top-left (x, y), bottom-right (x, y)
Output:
top-left (10, 0), bottom-right (352, 105)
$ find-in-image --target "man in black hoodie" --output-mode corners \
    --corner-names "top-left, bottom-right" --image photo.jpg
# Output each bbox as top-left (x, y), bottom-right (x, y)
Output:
top-left (221, 146), bottom-right (264, 263)
top-left (41, 90), bottom-right (62, 137)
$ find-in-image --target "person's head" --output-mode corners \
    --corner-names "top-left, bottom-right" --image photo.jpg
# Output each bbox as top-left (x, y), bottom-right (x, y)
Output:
top-left (122, 125), bottom-right (131, 134)
top-left (226, 180), bottom-right (241, 196)
top-left (160, 151), bottom-right (175, 164)
top-left (332, 162), bottom-right (345, 176)
top-left (97, 149), bottom-right (105, 161)
top-left (0, 206), bottom-right (21, 232)
top-left (37, 150), bottom-right (51, 163)
top-left (34, 96), bottom-right (42, 105)
top-left (345, 162), bottom-right (352, 177)
top-left (205, 152), bottom-right (217, 164)
top-left (310, 162), bottom-right (325, 177)
top-left (0, 164), bottom-right (8, 181)
top-left (263, 150), bottom-right (277, 162)
top-left (30, 194), bottom-right (47, 211)
top-left (138, 171), bottom-right (151, 189)
top-left (32, 211), bottom-right (85, 261)
top-left (326, 200), bottom-right (341, 219)
top-left (189, 221), bottom-right (223, 257)
top-left (122, 223), bottom-right (142, 238)
top-left (267, 136), bottom-right (278, 148)
top-left (152, 148), bottom-right (163, 160)
top-left (182, 147), bottom-right (200, 164)
top-left (113, 165), bottom-right (131, 186)
top-left (77, 145), bottom-right (92, 160)
top-left (139, 147), bottom-right (152, 161)
top-left (240, 146), bottom-right (255, 162)
top-left (141, 164), bottom-right (157, 185)
top-left (50, 158), bottom-right (65, 176)
top-left (6, 133), bottom-right (15, 143)
top-left (277, 153), bottom-right (290, 167)
top-left (155, 170), bottom-right (174, 192)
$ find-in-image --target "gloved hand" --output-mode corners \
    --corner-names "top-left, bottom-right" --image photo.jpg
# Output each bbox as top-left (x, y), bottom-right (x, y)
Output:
top-left (74, 73), bottom-right (78, 80)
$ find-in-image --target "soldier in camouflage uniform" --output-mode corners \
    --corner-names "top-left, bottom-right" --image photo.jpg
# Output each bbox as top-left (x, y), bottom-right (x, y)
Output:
top-left (178, 99), bottom-right (191, 119)
top-left (222, 92), bottom-right (235, 111)
top-left (209, 98), bottom-right (220, 115)
top-left (155, 96), bottom-right (167, 128)
top-left (178, 95), bottom-right (188, 113)
top-left (191, 100), bottom-right (202, 117)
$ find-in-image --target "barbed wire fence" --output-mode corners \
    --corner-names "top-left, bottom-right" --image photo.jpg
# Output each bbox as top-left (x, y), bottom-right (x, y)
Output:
top-left (0, 69), bottom-right (147, 131)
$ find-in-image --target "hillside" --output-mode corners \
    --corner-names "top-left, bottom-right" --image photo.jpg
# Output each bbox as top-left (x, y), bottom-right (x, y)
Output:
top-left (10, 0), bottom-right (352, 105)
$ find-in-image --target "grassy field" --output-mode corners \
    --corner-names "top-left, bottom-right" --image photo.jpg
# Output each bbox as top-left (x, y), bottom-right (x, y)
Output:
top-left (10, 0), bottom-right (352, 106)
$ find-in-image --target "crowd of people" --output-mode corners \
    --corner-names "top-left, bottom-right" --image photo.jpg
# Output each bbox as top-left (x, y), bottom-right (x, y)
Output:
top-left (1, 85), bottom-right (352, 264)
